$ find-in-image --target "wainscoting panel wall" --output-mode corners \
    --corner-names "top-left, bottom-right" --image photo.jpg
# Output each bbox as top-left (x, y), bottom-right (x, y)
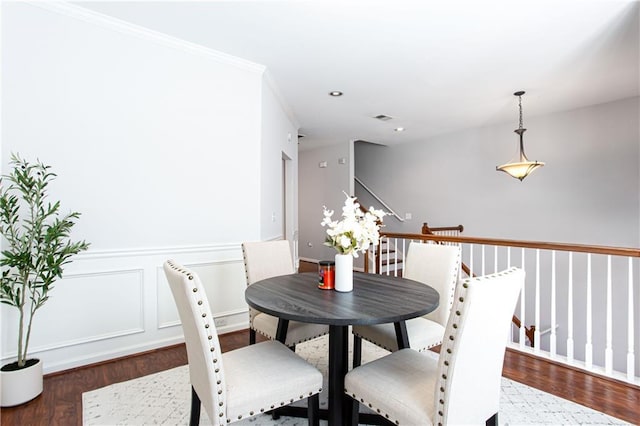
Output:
top-left (0, 244), bottom-right (249, 374)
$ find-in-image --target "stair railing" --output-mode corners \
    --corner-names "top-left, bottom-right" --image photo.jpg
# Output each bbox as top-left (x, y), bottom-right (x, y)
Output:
top-left (354, 176), bottom-right (404, 222)
top-left (366, 231), bottom-right (640, 386)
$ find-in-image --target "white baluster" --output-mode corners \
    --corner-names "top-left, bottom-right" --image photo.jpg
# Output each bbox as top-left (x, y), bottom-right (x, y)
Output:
top-left (605, 255), bottom-right (613, 374)
top-left (469, 243), bottom-right (474, 278)
top-left (379, 237), bottom-right (384, 275)
top-left (628, 257), bottom-right (635, 381)
top-left (551, 250), bottom-right (556, 358)
top-left (393, 238), bottom-right (398, 277)
top-left (586, 253), bottom-right (593, 369)
top-left (567, 252), bottom-right (574, 363)
top-left (481, 245), bottom-right (486, 276)
top-left (519, 247), bottom-right (526, 348)
top-left (402, 238), bottom-right (407, 275)
top-left (494, 246), bottom-right (498, 273)
top-left (534, 249), bottom-right (541, 354)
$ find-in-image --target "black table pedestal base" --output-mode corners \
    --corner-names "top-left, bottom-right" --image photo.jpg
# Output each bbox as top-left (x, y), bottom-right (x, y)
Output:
top-left (273, 406), bottom-right (395, 426)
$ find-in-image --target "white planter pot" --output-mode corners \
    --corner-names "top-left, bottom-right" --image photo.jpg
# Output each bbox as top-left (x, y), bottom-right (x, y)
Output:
top-left (334, 253), bottom-right (354, 292)
top-left (1, 358), bottom-right (43, 407)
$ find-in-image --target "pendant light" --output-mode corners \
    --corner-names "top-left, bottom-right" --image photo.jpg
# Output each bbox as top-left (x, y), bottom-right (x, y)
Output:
top-left (496, 91), bottom-right (545, 181)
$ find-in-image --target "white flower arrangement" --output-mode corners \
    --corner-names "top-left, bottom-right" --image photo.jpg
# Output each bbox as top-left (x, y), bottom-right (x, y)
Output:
top-left (321, 194), bottom-right (386, 257)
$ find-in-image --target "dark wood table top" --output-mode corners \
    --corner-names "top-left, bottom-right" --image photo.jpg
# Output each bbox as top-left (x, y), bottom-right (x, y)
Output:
top-left (245, 272), bottom-right (439, 326)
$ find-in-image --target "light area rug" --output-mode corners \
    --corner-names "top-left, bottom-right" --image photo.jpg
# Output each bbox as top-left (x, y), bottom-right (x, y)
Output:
top-left (83, 336), bottom-right (629, 425)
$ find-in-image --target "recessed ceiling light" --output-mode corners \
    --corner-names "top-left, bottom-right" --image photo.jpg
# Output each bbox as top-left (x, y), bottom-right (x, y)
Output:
top-left (329, 91), bottom-right (343, 97)
top-left (394, 127), bottom-right (405, 132)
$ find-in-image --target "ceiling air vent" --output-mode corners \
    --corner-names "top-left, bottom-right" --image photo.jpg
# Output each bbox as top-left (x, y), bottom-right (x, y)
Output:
top-left (373, 114), bottom-right (393, 121)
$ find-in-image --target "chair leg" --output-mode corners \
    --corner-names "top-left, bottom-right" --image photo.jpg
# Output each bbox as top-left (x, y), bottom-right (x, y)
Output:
top-left (486, 412), bottom-right (498, 426)
top-left (190, 386), bottom-right (201, 426)
top-left (307, 393), bottom-right (319, 426)
top-left (249, 328), bottom-right (256, 345)
top-left (352, 335), bottom-right (362, 368)
top-left (348, 397), bottom-right (359, 426)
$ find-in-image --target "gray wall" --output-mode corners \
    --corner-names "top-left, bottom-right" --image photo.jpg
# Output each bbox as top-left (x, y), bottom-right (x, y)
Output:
top-left (354, 97), bottom-right (640, 373)
top-left (356, 97), bottom-right (640, 248)
top-left (298, 142), bottom-right (353, 262)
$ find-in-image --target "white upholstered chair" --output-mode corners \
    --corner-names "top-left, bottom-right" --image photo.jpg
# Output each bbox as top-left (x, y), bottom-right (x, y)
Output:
top-left (242, 241), bottom-right (329, 346)
top-left (163, 260), bottom-right (323, 426)
top-left (352, 242), bottom-right (461, 367)
top-left (344, 267), bottom-right (524, 426)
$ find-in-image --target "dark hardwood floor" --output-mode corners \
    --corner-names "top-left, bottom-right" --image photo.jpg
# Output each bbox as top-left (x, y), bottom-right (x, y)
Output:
top-left (2, 329), bottom-right (639, 425)
top-left (2, 261), bottom-right (638, 425)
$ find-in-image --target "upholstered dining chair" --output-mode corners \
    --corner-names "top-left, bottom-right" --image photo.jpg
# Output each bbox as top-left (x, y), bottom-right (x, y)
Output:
top-left (242, 240), bottom-right (329, 347)
top-left (352, 242), bottom-right (461, 367)
top-left (163, 260), bottom-right (323, 426)
top-left (344, 267), bottom-right (524, 426)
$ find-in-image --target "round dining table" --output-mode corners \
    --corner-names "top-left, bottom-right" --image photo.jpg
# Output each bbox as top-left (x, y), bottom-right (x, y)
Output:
top-left (245, 271), bottom-right (439, 426)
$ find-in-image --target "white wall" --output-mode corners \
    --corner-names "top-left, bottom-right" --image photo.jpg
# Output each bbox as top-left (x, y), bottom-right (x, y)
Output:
top-left (298, 141), bottom-right (353, 263)
top-left (259, 77), bottom-right (299, 247)
top-left (0, 3), bottom-right (295, 373)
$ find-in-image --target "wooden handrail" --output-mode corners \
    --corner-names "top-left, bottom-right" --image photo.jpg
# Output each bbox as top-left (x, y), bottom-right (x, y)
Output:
top-left (381, 232), bottom-right (640, 258)
top-left (421, 222), bottom-right (464, 234)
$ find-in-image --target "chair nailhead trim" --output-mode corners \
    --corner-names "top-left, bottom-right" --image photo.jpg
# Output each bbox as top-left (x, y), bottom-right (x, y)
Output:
top-left (192, 288), bottom-right (197, 292)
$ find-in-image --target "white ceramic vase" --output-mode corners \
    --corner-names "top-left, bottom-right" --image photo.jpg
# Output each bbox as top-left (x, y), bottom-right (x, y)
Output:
top-left (1, 358), bottom-right (43, 407)
top-left (334, 253), bottom-right (354, 292)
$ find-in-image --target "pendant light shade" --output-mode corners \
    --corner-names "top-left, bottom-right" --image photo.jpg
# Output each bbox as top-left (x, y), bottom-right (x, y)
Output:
top-left (496, 91), bottom-right (545, 181)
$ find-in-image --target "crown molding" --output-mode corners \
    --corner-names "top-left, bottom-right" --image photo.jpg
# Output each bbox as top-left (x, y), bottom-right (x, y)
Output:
top-left (24, 1), bottom-right (266, 74)
top-left (263, 69), bottom-right (300, 130)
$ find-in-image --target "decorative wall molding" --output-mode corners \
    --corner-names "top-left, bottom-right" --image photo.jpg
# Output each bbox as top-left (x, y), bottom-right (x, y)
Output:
top-left (25, 1), bottom-right (265, 74)
top-left (1, 242), bottom-right (248, 373)
top-left (74, 242), bottom-right (243, 261)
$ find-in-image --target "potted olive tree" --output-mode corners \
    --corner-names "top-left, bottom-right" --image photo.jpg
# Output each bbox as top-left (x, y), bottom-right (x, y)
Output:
top-left (0, 154), bottom-right (89, 406)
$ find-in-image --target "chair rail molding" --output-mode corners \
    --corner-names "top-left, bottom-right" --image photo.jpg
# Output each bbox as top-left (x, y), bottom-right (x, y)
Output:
top-left (0, 243), bottom-right (249, 374)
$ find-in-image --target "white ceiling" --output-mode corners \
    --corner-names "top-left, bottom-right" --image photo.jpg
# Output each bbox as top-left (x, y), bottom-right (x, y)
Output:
top-left (75, 1), bottom-right (639, 151)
